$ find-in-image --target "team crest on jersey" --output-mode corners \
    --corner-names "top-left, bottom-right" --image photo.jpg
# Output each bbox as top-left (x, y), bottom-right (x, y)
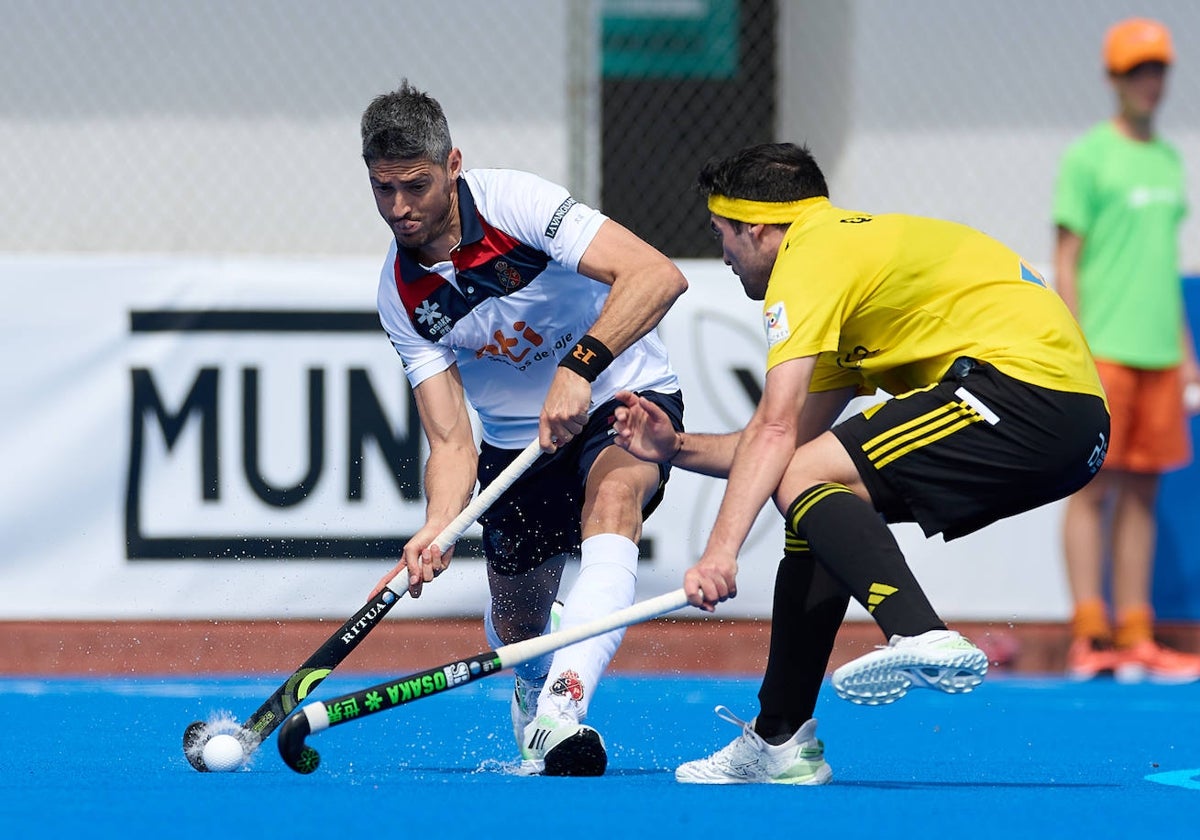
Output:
top-left (764, 301), bottom-right (790, 346)
top-left (494, 259), bottom-right (523, 291)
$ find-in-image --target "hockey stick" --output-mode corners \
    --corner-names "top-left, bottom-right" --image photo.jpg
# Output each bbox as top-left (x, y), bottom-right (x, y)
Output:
top-left (182, 438), bottom-right (544, 771)
top-left (276, 587), bottom-right (691, 773)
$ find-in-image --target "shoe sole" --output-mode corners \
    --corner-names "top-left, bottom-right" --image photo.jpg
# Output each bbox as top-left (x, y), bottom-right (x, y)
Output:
top-left (514, 758), bottom-right (544, 776)
top-left (675, 762), bottom-right (833, 785)
top-left (1067, 667), bottom-right (1115, 681)
top-left (543, 727), bottom-right (608, 777)
top-left (833, 649), bottom-right (988, 706)
top-left (1115, 663), bottom-right (1200, 685)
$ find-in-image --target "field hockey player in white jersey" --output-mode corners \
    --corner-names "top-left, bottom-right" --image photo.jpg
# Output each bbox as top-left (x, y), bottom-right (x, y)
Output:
top-left (363, 81), bottom-right (688, 776)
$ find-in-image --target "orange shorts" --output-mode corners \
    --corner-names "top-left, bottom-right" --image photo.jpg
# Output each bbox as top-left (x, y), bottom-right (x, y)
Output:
top-left (1094, 359), bottom-right (1191, 473)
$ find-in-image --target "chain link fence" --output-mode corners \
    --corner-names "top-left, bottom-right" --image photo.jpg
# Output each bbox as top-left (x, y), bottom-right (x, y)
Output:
top-left (4, 0), bottom-right (1200, 265)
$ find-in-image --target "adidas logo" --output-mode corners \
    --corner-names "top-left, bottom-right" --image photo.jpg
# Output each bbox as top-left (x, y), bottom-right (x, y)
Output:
top-left (867, 582), bottom-right (898, 614)
top-left (526, 726), bottom-right (551, 752)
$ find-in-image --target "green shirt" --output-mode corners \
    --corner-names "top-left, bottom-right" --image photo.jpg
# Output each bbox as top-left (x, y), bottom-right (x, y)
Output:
top-left (1053, 121), bottom-right (1186, 368)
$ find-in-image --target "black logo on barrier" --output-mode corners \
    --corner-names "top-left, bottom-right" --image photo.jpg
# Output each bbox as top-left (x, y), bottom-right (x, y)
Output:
top-left (124, 309), bottom-right (483, 561)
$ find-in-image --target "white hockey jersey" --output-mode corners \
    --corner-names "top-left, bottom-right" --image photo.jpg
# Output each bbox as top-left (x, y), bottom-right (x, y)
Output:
top-left (377, 168), bottom-right (678, 448)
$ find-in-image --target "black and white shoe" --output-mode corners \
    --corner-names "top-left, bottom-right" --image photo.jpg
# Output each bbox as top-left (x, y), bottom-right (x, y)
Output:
top-left (521, 712), bottom-right (607, 776)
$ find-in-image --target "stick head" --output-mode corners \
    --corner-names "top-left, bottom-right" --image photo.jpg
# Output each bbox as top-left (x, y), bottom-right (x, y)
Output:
top-left (182, 720), bottom-right (211, 772)
top-left (278, 711), bottom-right (321, 774)
top-left (295, 746), bottom-right (321, 774)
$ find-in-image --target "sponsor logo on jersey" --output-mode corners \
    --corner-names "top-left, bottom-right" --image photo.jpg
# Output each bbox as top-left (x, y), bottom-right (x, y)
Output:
top-left (1088, 432), bottom-right (1108, 474)
top-left (475, 320), bottom-right (547, 365)
top-left (764, 301), bottom-right (790, 345)
top-left (1128, 185), bottom-right (1182, 209)
top-left (837, 344), bottom-right (880, 370)
top-left (544, 197), bottom-right (577, 239)
top-left (1019, 259), bottom-right (1046, 287)
top-left (414, 299), bottom-right (453, 338)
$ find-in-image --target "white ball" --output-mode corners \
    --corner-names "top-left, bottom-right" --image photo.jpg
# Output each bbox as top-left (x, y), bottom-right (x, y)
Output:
top-left (202, 733), bottom-right (245, 772)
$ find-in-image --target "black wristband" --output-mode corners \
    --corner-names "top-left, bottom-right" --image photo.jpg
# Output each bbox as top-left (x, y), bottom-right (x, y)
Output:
top-left (558, 334), bottom-right (615, 383)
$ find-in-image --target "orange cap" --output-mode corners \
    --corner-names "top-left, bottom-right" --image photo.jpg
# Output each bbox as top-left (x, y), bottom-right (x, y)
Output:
top-left (1104, 18), bottom-right (1173, 74)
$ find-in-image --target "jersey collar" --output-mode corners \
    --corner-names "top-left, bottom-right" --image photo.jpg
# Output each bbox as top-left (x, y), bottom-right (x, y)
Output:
top-left (455, 176), bottom-right (485, 247)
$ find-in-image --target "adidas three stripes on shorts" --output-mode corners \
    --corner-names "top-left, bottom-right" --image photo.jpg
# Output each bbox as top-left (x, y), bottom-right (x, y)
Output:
top-left (832, 357), bottom-right (1110, 541)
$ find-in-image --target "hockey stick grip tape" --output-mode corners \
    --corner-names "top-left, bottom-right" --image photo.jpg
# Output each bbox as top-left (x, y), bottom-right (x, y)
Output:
top-left (381, 438), bottom-right (544, 594)
top-left (495, 587), bottom-right (689, 669)
top-left (431, 438), bottom-right (542, 552)
top-left (303, 702), bottom-right (331, 734)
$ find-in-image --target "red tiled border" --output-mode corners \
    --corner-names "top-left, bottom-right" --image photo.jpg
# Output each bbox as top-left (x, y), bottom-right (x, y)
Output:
top-left (7, 619), bottom-right (1197, 677)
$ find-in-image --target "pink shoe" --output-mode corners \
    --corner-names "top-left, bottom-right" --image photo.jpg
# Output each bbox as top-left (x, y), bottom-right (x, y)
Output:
top-left (1065, 638), bottom-right (1117, 680)
top-left (1114, 640), bottom-right (1200, 684)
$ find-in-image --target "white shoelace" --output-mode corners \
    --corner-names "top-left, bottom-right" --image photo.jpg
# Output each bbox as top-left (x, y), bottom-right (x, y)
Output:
top-left (710, 705), bottom-right (764, 754)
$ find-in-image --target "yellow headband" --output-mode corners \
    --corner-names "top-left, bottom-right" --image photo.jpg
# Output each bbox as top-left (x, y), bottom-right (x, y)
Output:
top-left (707, 194), bottom-right (824, 224)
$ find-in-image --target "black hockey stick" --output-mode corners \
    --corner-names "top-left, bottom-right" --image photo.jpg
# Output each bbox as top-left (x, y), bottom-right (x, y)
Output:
top-left (182, 438), bottom-right (544, 771)
top-left (276, 587), bottom-right (690, 773)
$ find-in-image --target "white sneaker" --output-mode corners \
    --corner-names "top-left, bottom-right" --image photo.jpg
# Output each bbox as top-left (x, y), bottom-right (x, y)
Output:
top-left (511, 673), bottom-right (545, 751)
top-left (521, 707), bottom-right (607, 777)
top-left (832, 629), bottom-right (988, 706)
top-left (510, 600), bottom-right (564, 775)
top-left (675, 706), bottom-right (832, 785)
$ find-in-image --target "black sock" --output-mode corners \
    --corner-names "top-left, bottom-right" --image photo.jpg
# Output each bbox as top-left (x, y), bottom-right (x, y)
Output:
top-left (785, 483), bottom-right (946, 640)
top-left (754, 546), bottom-right (850, 743)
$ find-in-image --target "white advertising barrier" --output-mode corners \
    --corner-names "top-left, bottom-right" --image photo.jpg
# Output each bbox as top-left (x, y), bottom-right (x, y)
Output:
top-left (0, 255), bottom-right (1071, 621)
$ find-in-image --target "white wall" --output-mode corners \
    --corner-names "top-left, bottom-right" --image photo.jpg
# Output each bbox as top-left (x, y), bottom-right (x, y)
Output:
top-left (0, 256), bottom-right (1073, 621)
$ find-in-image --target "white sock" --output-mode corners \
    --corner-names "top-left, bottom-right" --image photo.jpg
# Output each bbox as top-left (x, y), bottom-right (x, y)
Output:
top-left (484, 599), bottom-right (554, 683)
top-left (538, 533), bottom-right (638, 720)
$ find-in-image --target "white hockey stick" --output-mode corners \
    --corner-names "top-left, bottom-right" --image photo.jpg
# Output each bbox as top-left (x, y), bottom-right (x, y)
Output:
top-left (278, 588), bottom-right (691, 773)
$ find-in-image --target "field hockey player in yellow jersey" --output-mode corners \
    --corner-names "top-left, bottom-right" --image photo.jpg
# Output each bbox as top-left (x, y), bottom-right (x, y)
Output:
top-left (612, 142), bottom-right (1110, 785)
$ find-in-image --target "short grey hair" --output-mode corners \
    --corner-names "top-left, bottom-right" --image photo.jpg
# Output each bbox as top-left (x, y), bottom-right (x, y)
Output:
top-left (361, 79), bottom-right (453, 164)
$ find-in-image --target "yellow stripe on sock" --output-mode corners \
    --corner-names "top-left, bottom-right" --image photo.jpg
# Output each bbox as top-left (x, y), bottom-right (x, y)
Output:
top-left (787, 484), bottom-right (854, 533)
top-left (866, 582), bottom-right (898, 613)
top-left (784, 535), bottom-right (809, 553)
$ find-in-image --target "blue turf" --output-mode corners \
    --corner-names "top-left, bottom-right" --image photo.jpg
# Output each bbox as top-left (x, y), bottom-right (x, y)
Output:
top-left (0, 674), bottom-right (1197, 838)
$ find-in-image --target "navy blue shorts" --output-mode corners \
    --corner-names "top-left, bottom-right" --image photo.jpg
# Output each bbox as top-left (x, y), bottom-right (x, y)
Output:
top-left (832, 358), bottom-right (1109, 540)
top-left (477, 389), bottom-right (685, 576)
